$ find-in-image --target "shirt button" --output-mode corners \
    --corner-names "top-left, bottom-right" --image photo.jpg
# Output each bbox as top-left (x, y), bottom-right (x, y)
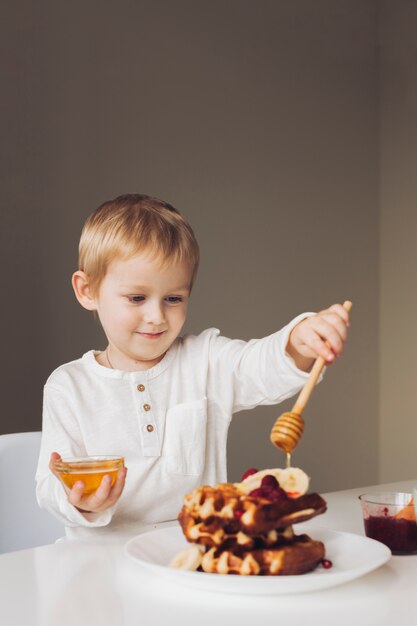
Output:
top-left (137, 384), bottom-right (145, 392)
top-left (143, 403), bottom-right (151, 411)
top-left (146, 424), bottom-right (154, 432)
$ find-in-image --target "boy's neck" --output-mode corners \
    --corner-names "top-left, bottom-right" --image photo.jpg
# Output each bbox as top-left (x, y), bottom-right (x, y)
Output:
top-left (95, 347), bottom-right (166, 372)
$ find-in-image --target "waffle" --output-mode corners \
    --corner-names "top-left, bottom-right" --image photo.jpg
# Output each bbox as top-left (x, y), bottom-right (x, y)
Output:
top-left (172, 469), bottom-right (328, 576)
top-left (200, 534), bottom-right (325, 575)
top-left (179, 483), bottom-right (326, 539)
top-left (177, 522), bottom-right (295, 551)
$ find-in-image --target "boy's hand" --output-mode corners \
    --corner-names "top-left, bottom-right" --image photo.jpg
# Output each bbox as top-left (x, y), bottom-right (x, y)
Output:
top-left (49, 452), bottom-right (127, 516)
top-left (286, 303), bottom-right (350, 372)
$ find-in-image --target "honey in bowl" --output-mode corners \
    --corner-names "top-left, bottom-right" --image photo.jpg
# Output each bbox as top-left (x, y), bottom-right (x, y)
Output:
top-left (55, 456), bottom-right (125, 494)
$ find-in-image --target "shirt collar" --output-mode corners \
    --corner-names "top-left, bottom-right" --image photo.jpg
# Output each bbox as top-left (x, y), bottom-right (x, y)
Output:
top-left (82, 340), bottom-right (178, 381)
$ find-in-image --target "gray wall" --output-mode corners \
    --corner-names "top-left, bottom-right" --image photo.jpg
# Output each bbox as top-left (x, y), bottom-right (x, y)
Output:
top-left (380, 0), bottom-right (417, 482)
top-left (2, 1), bottom-right (380, 491)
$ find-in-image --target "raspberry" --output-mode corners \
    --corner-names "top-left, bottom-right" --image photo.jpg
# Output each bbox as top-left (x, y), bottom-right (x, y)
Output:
top-left (321, 559), bottom-right (333, 569)
top-left (261, 489), bottom-right (278, 500)
top-left (241, 468), bottom-right (258, 481)
top-left (248, 488), bottom-right (266, 498)
top-left (247, 486), bottom-right (285, 501)
top-left (260, 475), bottom-right (279, 489)
top-left (265, 487), bottom-right (288, 501)
top-left (234, 509), bottom-right (243, 517)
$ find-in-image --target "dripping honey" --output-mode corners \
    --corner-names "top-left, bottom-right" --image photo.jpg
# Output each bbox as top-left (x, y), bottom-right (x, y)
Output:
top-left (55, 456), bottom-right (124, 494)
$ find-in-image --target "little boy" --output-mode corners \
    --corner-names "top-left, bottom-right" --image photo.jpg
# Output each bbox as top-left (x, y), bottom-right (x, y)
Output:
top-left (36, 194), bottom-right (350, 538)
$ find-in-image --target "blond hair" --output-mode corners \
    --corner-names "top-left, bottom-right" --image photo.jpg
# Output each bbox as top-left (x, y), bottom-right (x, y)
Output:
top-left (78, 194), bottom-right (199, 294)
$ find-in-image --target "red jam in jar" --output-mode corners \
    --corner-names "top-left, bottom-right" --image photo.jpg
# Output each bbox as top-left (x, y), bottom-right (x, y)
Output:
top-left (364, 515), bottom-right (417, 554)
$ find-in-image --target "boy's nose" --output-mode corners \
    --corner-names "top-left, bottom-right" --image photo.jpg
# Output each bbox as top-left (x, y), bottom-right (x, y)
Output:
top-left (143, 301), bottom-right (165, 325)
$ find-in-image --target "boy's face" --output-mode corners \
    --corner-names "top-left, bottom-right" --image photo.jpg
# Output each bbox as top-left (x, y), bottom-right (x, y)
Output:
top-left (92, 252), bottom-right (192, 370)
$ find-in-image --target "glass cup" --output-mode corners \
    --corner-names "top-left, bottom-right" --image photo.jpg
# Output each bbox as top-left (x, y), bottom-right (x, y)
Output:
top-left (359, 492), bottom-right (417, 554)
top-left (414, 487), bottom-right (417, 521)
top-left (54, 455), bottom-right (125, 494)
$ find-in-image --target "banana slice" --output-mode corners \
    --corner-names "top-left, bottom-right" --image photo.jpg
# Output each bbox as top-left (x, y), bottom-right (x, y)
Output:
top-left (169, 544), bottom-right (205, 570)
top-left (278, 467), bottom-right (310, 498)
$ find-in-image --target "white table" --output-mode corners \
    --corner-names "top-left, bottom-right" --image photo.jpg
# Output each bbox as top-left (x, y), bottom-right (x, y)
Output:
top-left (1, 479), bottom-right (416, 626)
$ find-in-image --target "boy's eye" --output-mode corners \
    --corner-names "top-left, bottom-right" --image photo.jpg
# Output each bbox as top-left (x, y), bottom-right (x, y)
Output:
top-left (165, 296), bottom-right (183, 304)
top-left (128, 295), bottom-right (145, 303)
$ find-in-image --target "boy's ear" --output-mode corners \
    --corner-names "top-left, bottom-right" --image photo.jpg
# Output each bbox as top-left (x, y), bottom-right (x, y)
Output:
top-left (72, 271), bottom-right (97, 311)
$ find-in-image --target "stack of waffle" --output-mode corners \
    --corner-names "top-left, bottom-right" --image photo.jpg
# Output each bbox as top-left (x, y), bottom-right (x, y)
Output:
top-left (171, 468), bottom-right (327, 575)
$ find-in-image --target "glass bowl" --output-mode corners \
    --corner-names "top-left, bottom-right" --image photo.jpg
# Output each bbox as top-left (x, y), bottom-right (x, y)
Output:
top-left (359, 492), bottom-right (417, 554)
top-left (55, 455), bottom-right (125, 494)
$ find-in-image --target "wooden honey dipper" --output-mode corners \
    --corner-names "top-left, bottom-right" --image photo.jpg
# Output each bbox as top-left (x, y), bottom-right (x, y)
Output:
top-left (270, 300), bottom-right (352, 466)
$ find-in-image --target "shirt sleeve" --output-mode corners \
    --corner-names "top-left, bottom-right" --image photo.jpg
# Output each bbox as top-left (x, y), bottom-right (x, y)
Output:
top-left (206, 313), bottom-right (321, 414)
top-left (35, 384), bottom-right (114, 528)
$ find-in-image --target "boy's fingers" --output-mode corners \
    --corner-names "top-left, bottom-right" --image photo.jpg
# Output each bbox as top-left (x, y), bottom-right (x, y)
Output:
top-left (323, 313), bottom-right (349, 340)
top-left (69, 467), bottom-right (127, 513)
top-left (319, 324), bottom-right (345, 355)
top-left (305, 313), bottom-right (349, 356)
top-left (336, 302), bottom-right (351, 323)
top-left (309, 334), bottom-right (335, 362)
top-left (70, 477), bottom-right (111, 511)
top-left (318, 304), bottom-right (350, 326)
top-left (82, 475), bottom-right (113, 510)
top-left (287, 302), bottom-right (350, 370)
top-left (86, 468), bottom-right (127, 510)
top-left (68, 480), bottom-right (87, 507)
top-left (49, 451), bottom-right (61, 466)
top-left (106, 467), bottom-right (127, 505)
top-left (49, 452), bottom-right (62, 478)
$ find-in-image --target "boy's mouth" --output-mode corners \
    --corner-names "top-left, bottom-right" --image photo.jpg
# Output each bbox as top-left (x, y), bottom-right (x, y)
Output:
top-left (137, 331), bottom-right (165, 340)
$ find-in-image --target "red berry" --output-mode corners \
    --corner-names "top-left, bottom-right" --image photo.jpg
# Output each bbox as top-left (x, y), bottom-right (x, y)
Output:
top-left (261, 475), bottom-right (279, 489)
top-left (262, 487), bottom-right (277, 497)
top-left (321, 559), bottom-right (333, 569)
top-left (234, 509), bottom-right (243, 517)
top-left (241, 468), bottom-right (259, 481)
top-left (267, 487), bottom-right (288, 501)
top-left (248, 488), bottom-right (265, 498)
top-left (248, 484), bottom-right (288, 502)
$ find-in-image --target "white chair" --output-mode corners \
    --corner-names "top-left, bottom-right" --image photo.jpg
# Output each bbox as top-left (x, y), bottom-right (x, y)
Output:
top-left (0, 431), bottom-right (64, 553)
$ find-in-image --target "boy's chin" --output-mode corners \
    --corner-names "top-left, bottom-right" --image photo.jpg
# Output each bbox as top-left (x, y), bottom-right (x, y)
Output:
top-left (132, 349), bottom-right (167, 367)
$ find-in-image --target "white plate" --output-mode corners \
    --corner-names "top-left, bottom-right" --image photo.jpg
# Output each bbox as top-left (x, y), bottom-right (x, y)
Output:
top-left (124, 525), bottom-right (391, 595)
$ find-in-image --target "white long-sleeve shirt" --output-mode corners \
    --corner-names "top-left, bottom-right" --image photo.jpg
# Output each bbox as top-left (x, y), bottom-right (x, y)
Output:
top-left (36, 316), bottom-right (314, 539)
